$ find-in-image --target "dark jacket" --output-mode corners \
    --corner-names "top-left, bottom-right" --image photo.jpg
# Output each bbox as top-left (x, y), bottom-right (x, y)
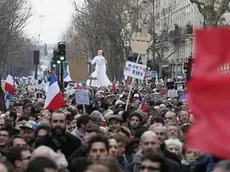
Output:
top-left (68, 157), bottom-right (91, 172)
top-left (125, 150), bottom-right (181, 172)
top-left (35, 132), bottom-right (81, 159)
top-left (67, 145), bottom-right (88, 164)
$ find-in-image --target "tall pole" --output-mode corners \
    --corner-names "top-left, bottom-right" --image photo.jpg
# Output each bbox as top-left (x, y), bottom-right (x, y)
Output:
top-left (38, 15), bottom-right (44, 46)
top-left (151, 0), bottom-right (156, 70)
top-left (35, 65), bottom-right (38, 80)
top-left (57, 65), bottom-right (60, 83)
top-left (60, 61), bottom-right (64, 91)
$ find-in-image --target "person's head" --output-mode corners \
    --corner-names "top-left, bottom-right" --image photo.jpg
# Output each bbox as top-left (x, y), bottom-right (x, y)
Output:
top-left (50, 110), bottom-right (66, 136)
top-left (23, 103), bottom-right (34, 116)
top-left (88, 135), bottom-right (109, 162)
top-left (101, 101), bottom-right (109, 111)
top-left (93, 158), bottom-right (121, 172)
top-left (0, 127), bottom-right (11, 147)
top-left (0, 117), bottom-right (5, 129)
top-left (140, 131), bottom-right (160, 153)
top-left (178, 110), bottom-right (190, 124)
top-left (40, 117), bottom-right (50, 126)
top-left (108, 116), bottom-right (122, 132)
top-left (121, 110), bottom-right (131, 124)
top-left (26, 157), bottom-right (58, 172)
top-left (98, 49), bottom-right (103, 56)
top-left (108, 138), bottom-right (118, 159)
top-left (7, 147), bottom-right (31, 172)
top-left (113, 133), bottom-right (128, 156)
top-left (166, 123), bottom-right (180, 139)
top-left (8, 135), bottom-right (27, 148)
top-left (129, 112), bottom-right (142, 129)
top-left (0, 160), bottom-right (16, 172)
top-left (31, 146), bottom-right (57, 160)
top-left (90, 111), bottom-right (103, 124)
top-left (164, 111), bottom-right (176, 125)
top-left (31, 146), bottom-right (68, 169)
top-left (76, 115), bottom-right (92, 131)
top-left (164, 138), bottom-right (183, 156)
top-left (149, 124), bottom-right (166, 144)
top-left (183, 147), bottom-right (196, 164)
top-left (35, 125), bottom-right (50, 138)
top-left (83, 124), bottom-right (102, 146)
top-left (213, 160), bottom-right (230, 172)
top-left (140, 152), bottom-right (166, 172)
top-left (150, 116), bottom-right (164, 126)
top-left (20, 121), bottom-right (36, 143)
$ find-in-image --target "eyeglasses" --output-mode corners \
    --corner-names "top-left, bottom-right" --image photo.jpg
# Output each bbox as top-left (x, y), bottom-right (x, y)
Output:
top-left (140, 165), bottom-right (160, 171)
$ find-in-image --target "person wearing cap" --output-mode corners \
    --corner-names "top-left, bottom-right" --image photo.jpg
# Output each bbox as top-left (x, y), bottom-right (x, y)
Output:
top-left (106, 114), bottom-right (131, 138)
top-left (20, 121), bottom-right (38, 147)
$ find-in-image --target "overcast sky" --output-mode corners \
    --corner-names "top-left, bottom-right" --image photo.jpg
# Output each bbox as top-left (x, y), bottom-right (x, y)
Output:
top-left (25, 0), bottom-right (78, 44)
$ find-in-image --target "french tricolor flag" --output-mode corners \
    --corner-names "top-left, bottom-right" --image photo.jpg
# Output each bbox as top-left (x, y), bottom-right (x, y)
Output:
top-left (139, 96), bottom-right (147, 109)
top-left (44, 74), bottom-right (65, 111)
top-left (5, 75), bottom-right (14, 95)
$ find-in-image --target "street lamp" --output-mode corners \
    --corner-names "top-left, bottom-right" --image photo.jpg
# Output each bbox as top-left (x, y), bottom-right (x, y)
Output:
top-left (142, 0), bottom-right (156, 71)
top-left (57, 60), bottom-right (61, 64)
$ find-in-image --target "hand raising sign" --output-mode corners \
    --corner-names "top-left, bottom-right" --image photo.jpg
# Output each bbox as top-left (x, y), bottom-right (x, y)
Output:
top-left (131, 24), bottom-right (152, 54)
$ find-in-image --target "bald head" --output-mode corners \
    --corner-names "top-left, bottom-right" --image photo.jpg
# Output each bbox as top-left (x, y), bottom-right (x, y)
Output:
top-left (140, 131), bottom-right (159, 153)
top-left (141, 131), bottom-right (158, 142)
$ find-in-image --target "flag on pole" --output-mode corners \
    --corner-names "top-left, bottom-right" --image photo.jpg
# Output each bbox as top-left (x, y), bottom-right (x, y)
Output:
top-left (44, 74), bottom-right (65, 110)
top-left (5, 92), bottom-right (11, 109)
top-left (139, 96), bottom-right (148, 110)
top-left (112, 76), bottom-right (117, 92)
top-left (187, 28), bottom-right (230, 159)
top-left (5, 75), bottom-right (14, 95)
top-left (63, 71), bottom-right (71, 82)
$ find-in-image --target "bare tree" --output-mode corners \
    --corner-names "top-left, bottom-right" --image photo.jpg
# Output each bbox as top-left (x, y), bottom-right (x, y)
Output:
top-left (63, 0), bottom-right (144, 79)
top-left (149, 2), bottom-right (187, 78)
top-left (0, 0), bottom-right (33, 76)
top-left (190, 0), bottom-right (230, 26)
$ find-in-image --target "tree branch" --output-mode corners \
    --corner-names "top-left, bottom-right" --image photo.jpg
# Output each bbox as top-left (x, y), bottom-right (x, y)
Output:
top-left (190, 0), bottom-right (204, 5)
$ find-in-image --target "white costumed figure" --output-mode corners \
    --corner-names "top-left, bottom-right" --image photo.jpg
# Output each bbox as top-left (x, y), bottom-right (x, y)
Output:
top-left (87, 49), bottom-right (112, 87)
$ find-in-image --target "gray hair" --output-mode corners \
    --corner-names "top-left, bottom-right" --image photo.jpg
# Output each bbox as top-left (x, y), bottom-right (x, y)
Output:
top-left (91, 110), bottom-right (103, 122)
top-left (32, 146), bottom-right (68, 168)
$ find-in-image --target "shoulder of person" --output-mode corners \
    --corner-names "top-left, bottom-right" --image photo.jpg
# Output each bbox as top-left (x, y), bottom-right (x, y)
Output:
top-left (164, 157), bottom-right (181, 170)
top-left (34, 134), bottom-right (51, 147)
top-left (66, 132), bottom-right (81, 143)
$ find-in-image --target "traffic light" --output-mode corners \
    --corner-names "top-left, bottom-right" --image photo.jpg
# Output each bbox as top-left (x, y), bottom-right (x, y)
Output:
top-left (184, 62), bottom-right (188, 73)
top-left (57, 42), bottom-right (66, 61)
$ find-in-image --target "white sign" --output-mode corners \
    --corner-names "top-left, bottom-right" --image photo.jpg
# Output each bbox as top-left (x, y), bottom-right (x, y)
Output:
top-left (75, 90), bottom-right (90, 105)
top-left (124, 61), bottom-right (146, 80)
top-left (167, 89), bottom-right (178, 98)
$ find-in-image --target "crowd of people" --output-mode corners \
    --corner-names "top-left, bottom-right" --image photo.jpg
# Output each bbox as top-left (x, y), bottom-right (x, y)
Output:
top-left (0, 85), bottom-right (228, 172)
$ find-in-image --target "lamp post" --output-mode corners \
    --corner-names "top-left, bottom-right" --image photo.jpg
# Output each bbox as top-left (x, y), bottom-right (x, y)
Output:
top-left (56, 60), bottom-right (61, 83)
top-left (142, 0), bottom-right (156, 70)
top-left (57, 42), bottom-right (66, 92)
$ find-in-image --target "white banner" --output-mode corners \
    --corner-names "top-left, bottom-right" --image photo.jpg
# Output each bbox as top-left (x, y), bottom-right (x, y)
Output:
top-left (124, 61), bottom-right (146, 80)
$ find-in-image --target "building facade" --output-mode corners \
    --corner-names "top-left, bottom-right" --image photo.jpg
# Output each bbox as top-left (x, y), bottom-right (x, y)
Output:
top-left (145, 0), bottom-right (204, 79)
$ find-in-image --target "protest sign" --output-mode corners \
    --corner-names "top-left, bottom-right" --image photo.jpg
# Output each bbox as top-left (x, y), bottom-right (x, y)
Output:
top-left (124, 61), bottom-right (146, 80)
top-left (75, 90), bottom-right (90, 105)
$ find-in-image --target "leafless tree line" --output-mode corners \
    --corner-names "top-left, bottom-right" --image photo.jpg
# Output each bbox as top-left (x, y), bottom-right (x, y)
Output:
top-left (62, 0), bottom-right (230, 79)
top-left (0, 0), bottom-right (35, 77)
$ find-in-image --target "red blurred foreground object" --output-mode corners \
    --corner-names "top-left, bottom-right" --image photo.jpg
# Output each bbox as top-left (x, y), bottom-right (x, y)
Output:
top-left (187, 28), bottom-right (230, 159)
